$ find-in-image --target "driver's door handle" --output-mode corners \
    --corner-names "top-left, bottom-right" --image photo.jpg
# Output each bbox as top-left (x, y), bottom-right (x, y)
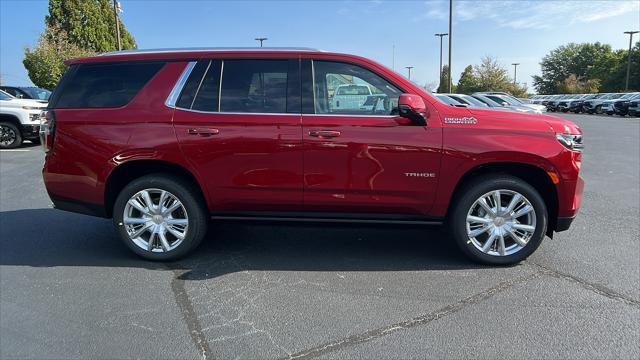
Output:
top-left (188, 128), bottom-right (220, 136)
top-left (308, 130), bottom-right (341, 138)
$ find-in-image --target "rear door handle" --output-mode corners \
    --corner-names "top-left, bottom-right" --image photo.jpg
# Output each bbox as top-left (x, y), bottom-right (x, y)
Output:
top-left (188, 128), bottom-right (220, 136)
top-left (308, 130), bottom-right (341, 138)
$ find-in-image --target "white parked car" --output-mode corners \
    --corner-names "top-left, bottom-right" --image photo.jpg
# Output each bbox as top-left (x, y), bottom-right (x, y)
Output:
top-left (330, 84), bottom-right (373, 112)
top-left (0, 90), bottom-right (47, 148)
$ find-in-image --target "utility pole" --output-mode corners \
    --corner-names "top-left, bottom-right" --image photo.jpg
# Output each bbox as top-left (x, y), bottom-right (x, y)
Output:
top-left (447, 0), bottom-right (453, 93)
top-left (435, 33), bottom-right (448, 92)
top-left (255, 37), bottom-right (268, 47)
top-left (624, 31), bottom-right (638, 91)
top-left (112, 0), bottom-right (122, 51)
top-left (392, 44), bottom-right (395, 70)
top-left (405, 66), bottom-right (414, 80)
top-left (512, 63), bottom-right (520, 86)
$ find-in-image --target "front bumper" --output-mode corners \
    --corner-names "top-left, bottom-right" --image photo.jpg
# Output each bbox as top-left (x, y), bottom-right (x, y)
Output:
top-left (555, 175), bottom-right (584, 232)
top-left (21, 124), bottom-right (40, 139)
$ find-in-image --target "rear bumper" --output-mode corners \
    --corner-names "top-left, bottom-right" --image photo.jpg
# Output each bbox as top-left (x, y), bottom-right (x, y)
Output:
top-left (50, 196), bottom-right (108, 218)
top-left (556, 215), bottom-right (576, 232)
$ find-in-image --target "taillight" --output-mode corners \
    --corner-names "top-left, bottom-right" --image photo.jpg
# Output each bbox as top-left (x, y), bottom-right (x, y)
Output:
top-left (39, 110), bottom-right (56, 152)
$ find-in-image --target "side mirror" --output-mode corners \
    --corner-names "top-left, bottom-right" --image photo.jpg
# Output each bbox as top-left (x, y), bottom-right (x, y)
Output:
top-left (501, 101), bottom-right (508, 107)
top-left (398, 94), bottom-right (427, 126)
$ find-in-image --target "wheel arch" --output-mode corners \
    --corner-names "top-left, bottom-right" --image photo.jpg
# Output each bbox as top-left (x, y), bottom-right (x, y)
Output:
top-left (104, 159), bottom-right (208, 218)
top-left (0, 113), bottom-right (22, 127)
top-left (446, 161), bottom-right (559, 235)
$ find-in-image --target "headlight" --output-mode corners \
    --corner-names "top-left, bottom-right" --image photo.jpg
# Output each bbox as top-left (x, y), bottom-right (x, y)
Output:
top-left (556, 133), bottom-right (584, 151)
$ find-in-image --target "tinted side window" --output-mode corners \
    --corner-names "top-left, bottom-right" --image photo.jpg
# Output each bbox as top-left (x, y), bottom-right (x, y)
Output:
top-left (220, 60), bottom-right (288, 113)
top-left (312, 61), bottom-right (401, 115)
top-left (55, 62), bottom-right (165, 108)
top-left (176, 60), bottom-right (211, 109)
top-left (191, 60), bottom-right (221, 112)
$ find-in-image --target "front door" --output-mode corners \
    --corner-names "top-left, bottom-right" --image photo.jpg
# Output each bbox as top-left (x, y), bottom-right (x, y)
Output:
top-left (172, 59), bottom-right (303, 212)
top-left (302, 60), bottom-right (442, 216)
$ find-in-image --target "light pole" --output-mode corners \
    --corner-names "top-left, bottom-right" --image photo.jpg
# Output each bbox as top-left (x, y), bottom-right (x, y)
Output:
top-left (112, 0), bottom-right (122, 51)
top-left (624, 31), bottom-right (638, 91)
top-left (447, 0), bottom-right (453, 93)
top-left (255, 37), bottom-right (268, 47)
top-left (435, 33), bottom-right (448, 92)
top-left (512, 63), bottom-right (520, 86)
top-left (392, 44), bottom-right (395, 71)
top-left (405, 66), bottom-right (414, 80)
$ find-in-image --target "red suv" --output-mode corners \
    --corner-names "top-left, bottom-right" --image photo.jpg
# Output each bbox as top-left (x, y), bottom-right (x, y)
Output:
top-left (41, 48), bottom-right (584, 264)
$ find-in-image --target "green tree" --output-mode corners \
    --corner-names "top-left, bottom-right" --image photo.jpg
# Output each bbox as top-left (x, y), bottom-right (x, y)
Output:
top-left (601, 42), bottom-right (640, 92)
top-left (24, 0), bottom-right (137, 89)
top-left (556, 74), bottom-right (600, 94)
top-left (46, 0), bottom-right (136, 52)
top-left (456, 65), bottom-right (479, 94)
top-left (533, 42), bottom-right (624, 94)
top-left (437, 65), bottom-right (455, 93)
top-left (23, 25), bottom-right (94, 90)
top-left (473, 56), bottom-right (510, 91)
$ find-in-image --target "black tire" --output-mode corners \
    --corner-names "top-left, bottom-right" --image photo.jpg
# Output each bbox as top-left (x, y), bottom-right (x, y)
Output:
top-left (448, 175), bottom-right (548, 265)
top-left (113, 173), bottom-right (208, 261)
top-left (0, 122), bottom-right (22, 149)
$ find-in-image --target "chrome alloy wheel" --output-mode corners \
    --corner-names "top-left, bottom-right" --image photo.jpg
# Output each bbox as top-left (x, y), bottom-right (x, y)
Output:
top-left (123, 188), bottom-right (189, 253)
top-left (466, 189), bottom-right (537, 256)
top-left (0, 125), bottom-right (17, 147)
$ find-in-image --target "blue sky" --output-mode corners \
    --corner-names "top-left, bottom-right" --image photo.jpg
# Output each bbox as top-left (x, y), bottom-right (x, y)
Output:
top-left (1, 0), bottom-right (639, 91)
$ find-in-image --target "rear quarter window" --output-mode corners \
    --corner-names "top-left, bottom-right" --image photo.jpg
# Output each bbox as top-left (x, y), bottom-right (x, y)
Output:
top-left (53, 62), bottom-right (165, 109)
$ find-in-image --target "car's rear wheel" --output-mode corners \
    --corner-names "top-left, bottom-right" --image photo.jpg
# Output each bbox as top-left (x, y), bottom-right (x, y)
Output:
top-left (113, 174), bottom-right (208, 261)
top-left (449, 175), bottom-right (548, 265)
top-left (0, 122), bottom-right (22, 149)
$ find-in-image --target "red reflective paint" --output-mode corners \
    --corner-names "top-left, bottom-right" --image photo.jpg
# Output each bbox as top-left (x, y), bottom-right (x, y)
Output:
top-left (44, 49), bottom-right (583, 230)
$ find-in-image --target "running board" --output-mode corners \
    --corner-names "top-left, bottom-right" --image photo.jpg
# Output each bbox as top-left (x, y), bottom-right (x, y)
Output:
top-left (210, 212), bottom-right (443, 225)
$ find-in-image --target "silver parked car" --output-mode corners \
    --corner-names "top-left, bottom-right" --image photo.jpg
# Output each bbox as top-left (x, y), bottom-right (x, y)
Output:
top-left (474, 92), bottom-right (546, 113)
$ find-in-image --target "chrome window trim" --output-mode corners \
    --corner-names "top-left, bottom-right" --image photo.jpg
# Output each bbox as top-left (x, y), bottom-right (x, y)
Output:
top-left (218, 60), bottom-right (224, 112)
top-left (311, 60), bottom-right (317, 114)
top-left (170, 107), bottom-right (396, 118)
top-left (171, 108), bottom-right (301, 116)
top-left (165, 61), bottom-right (196, 108)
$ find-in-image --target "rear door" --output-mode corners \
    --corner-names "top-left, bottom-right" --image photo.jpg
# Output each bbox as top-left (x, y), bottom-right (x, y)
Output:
top-left (301, 59), bottom-right (442, 216)
top-left (172, 58), bottom-right (303, 212)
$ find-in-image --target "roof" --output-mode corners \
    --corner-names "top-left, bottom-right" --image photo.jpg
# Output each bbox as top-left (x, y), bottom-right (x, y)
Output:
top-left (67, 47), bottom-right (328, 65)
top-left (99, 47), bottom-right (323, 56)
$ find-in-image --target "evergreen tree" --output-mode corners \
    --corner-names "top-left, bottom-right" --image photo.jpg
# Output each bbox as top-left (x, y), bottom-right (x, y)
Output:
top-left (46, 0), bottom-right (136, 52)
top-left (24, 0), bottom-right (137, 88)
top-left (456, 65), bottom-right (479, 94)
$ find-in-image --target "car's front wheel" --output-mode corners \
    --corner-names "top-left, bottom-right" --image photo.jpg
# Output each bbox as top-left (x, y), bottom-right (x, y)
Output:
top-left (113, 174), bottom-right (208, 261)
top-left (0, 122), bottom-right (22, 149)
top-left (449, 175), bottom-right (548, 265)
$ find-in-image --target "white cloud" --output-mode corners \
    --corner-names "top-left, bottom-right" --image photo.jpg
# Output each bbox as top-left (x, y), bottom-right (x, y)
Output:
top-left (420, 0), bottom-right (640, 30)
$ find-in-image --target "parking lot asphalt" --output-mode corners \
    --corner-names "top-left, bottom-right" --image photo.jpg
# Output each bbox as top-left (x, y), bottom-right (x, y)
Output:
top-left (1, 113), bottom-right (639, 359)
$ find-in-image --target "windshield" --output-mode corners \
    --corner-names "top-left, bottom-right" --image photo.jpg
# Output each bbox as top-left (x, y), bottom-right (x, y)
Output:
top-left (496, 95), bottom-right (522, 106)
top-left (21, 87), bottom-right (51, 100)
top-left (0, 91), bottom-right (13, 100)
top-left (335, 85), bottom-right (371, 96)
top-left (620, 93), bottom-right (638, 99)
top-left (472, 95), bottom-right (501, 107)
top-left (457, 95), bottom-right (488, 107)
top-left (435, 94), bottom-right (462, 106)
